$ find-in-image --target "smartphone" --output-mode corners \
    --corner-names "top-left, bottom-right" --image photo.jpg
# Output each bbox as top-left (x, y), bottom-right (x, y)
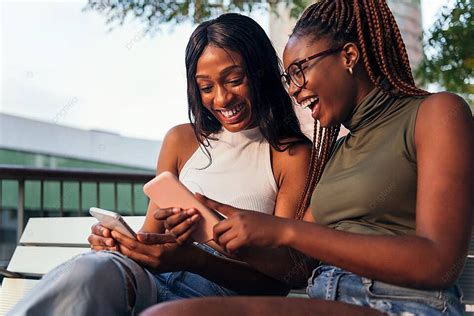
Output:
top-left (89, 207), bottom-right (137, 240)
top-left (143, 171), bottom-right (224, 243)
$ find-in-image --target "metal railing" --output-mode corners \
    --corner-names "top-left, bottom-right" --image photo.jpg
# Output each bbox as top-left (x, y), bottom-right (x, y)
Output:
top-left (0, 165), bottom-right (154, 240)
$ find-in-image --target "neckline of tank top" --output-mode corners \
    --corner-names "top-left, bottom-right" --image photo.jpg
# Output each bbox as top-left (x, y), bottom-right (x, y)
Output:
top-left (216, 126), bottom-right (263, 143)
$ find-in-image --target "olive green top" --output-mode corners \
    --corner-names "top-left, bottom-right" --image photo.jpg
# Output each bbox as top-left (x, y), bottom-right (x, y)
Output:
top-left (311, 86), bottom-right (428, 236)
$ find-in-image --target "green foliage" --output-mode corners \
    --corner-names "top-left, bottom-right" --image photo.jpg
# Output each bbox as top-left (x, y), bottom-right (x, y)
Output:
top-left (84, 0), bottom-right (309, 33)
top-left (415, 0), bottom-right (473, 103)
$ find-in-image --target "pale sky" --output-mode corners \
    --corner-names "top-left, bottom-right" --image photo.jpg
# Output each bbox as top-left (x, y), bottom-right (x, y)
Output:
top-left (0, 0), bottom-right (452, 141)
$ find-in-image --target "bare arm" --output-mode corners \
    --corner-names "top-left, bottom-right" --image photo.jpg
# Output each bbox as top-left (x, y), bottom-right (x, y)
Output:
top-left (214, 93), bottom-right (473, 289)
top-left (87, 125), bottom-right (193, 250)
top-left (140, 124), bottom-right (198, 234)
top-left (271, 141), bottom-right (313, 219)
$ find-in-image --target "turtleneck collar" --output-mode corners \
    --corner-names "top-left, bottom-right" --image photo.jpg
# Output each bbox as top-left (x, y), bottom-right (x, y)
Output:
top-left (343, 86), bottom-right (393, 133)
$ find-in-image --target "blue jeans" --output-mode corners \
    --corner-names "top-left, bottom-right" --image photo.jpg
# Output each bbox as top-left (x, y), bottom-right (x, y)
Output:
top-left (8, 251), bottom-right (238, 316)
top-left (307, 265), bottom-right (464, 315)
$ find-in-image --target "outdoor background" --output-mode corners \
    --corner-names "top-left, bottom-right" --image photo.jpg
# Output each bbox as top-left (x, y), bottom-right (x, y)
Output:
top-left (2, 0), bottom-right (472, 142)
top-left (0, 0), bottom-right (473, 275)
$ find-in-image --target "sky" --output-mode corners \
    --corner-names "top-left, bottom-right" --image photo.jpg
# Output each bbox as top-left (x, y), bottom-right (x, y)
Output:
top-left (0, 0), bottom-right (452, 141)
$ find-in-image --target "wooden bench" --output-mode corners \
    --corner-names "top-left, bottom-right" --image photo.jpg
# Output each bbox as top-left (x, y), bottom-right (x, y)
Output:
top-left (0, 216), bottom-right (144, 315)
top-left (1, 218), bottom-right (473, 315)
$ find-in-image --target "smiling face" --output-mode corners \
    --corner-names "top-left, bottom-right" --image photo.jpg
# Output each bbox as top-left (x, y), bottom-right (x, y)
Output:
top-left (195, 45), bottom-right (254, 133)
top-left (283, 35), bottom-right (359, 128)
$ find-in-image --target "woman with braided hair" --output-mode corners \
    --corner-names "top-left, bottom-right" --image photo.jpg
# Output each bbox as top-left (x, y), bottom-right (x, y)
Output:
top-left (143, 0), bottom-right (473, 315)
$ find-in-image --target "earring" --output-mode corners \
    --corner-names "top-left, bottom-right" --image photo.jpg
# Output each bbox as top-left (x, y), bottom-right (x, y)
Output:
top-left (348, 67), bottom-right (353, 75)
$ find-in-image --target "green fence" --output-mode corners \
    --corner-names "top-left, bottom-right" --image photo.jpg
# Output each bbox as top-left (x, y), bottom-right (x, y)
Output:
top-left (0, 148), bottom-right (155, 267)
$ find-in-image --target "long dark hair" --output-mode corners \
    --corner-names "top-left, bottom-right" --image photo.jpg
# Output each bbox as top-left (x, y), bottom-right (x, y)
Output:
top-left (291, 0), bottom-right (430, 219)
top-left (185, 13), bottom-right (308, 155)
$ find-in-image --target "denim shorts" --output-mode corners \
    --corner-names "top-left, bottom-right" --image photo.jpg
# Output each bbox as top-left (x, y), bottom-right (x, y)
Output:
top-left (306, 265), bottom-right (464, 315)
top-left (154, 270), bottom-right (238, 301)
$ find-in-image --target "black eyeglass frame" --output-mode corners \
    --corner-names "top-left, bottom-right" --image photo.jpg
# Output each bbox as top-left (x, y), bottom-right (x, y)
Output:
top-left (282, 46), bottom-right (345, 88)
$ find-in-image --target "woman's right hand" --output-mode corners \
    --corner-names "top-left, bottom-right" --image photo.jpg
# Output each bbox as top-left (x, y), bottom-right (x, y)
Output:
top-left (87, 223), bottom-right (117, 251)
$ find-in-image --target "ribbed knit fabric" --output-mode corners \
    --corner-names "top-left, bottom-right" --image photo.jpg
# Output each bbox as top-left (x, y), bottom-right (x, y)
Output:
top-left (312, 87), bottom-right (428, 235)
top-left (179, 127), bottom-right (278, 214)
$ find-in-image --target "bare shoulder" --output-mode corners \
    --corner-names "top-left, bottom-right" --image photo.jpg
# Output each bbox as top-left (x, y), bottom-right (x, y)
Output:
top-left (157, 123), bottom-right (199, 174)
top-left (418, 92), bottom-right (472, 125)
top-left (416, 92), bottom-right (473, 144)
top-left (270, 140), bottom-right (311, 217)
top-left (164, 123), bottom-right (198, 147)
top-left (271, 140), bottom-right (312, 161)
top-left (271, 140), bottom-right (312, 187)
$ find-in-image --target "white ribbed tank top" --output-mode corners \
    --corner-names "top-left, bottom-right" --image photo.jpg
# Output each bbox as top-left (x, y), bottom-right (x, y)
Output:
top-left (179, 127), bottom-right (278, 214)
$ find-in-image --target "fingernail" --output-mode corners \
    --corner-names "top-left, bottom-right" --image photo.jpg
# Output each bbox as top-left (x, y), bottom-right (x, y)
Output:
top-left (190, 214), bottom-right (200, 222)
top-left (186, 208), bottom-right (196, 215)
top-left (172, 208), bottom-right (181, 214)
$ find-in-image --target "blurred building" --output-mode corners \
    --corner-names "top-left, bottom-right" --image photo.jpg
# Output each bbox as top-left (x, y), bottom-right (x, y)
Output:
top-left (0, 113), bottom-right (159, 266)
top-left (0, 113), bottom-right (160, 171)
top-left (386, 0), bottom-right (423, 69)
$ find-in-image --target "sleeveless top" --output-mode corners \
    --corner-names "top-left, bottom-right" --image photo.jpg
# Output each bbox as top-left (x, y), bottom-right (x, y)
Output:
top-left (311, 87), bottom-right (428, 236)
top-left (179, 127), bottom-right (278, 214)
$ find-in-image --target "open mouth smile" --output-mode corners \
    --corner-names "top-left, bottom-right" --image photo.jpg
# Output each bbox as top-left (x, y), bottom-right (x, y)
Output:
top-left (215, 103), bottom-right (246, 122)
top-left (299, 97), bottom-right (320, 110)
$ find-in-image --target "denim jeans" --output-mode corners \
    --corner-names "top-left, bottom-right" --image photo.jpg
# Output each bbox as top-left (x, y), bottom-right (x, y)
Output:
top-left (306, 265), bottom-right (464, 315)
top-left (8, 251), bottom-right (237, 316)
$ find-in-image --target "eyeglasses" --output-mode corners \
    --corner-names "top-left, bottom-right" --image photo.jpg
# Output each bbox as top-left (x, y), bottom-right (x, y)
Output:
top-left (281, 46), bottom-right (344, 88)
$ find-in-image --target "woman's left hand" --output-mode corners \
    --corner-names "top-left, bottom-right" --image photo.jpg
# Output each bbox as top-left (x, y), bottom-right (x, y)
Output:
top-left (197, 194), bottom-right (289, 253)
top-left (110, 230), bottom-right (192, 273)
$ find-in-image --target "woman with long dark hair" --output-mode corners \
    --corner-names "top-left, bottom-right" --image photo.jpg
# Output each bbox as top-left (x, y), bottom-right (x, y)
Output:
top-left (144, 1), bottom-right (473, 315)
top-left (9, 14), bottom-right (312, 315)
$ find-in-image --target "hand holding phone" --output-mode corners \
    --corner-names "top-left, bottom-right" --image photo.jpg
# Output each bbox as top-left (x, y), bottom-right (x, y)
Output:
top-left (88, 222), bottom-right (117, 251)
top-left (143, 171), bottom-right (224, 243)
top-left (89, 207), bottom-right (137, 240)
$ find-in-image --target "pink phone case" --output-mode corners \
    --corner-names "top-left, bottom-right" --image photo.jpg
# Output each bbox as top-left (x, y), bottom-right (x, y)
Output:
top-left (143, 171), bottom-right (221, 243)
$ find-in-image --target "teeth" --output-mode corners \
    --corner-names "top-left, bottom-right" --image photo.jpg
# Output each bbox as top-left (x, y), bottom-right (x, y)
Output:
top-left (220, 104), bottom-right (244, 118)
top-left (300, 97), bottom-right (319, 109)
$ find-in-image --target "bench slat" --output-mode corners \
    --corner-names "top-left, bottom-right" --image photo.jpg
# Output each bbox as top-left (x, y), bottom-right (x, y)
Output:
top-left (19, 216), bottom-right (145, 246)
top-left (0, 279), bottom-right (39, 316)
top-left (459, 257), bottom-right (474, 304)
top-left (7, 246), bottom-right (90, 276)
